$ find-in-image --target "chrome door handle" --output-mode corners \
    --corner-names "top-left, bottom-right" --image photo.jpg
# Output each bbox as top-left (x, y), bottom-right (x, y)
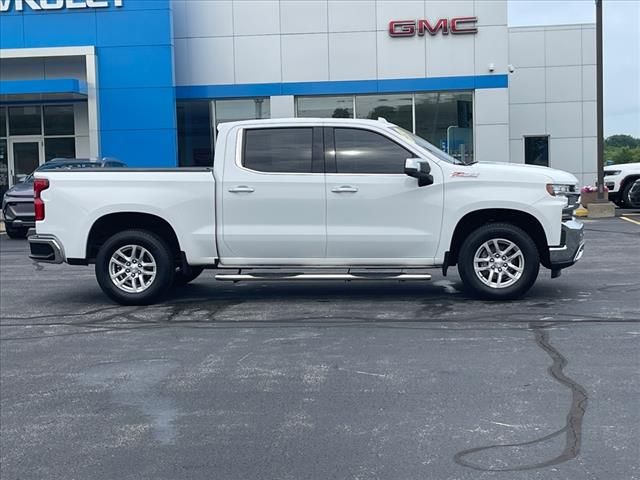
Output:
top-left (331, 186), bottom-right (359, 193)
top-left (228, 186), bottom-right (255, 193)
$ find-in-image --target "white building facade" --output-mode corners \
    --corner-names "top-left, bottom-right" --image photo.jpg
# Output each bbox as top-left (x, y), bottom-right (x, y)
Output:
top-left (0, 0), bottom-right (596, 199)
top-left (172, 0), bottom-right (596, 185)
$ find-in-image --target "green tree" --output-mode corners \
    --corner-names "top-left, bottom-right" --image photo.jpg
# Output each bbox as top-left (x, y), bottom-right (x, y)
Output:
top-left (604, 135), bottom-right (640, 165)
top-left (604, 134), bottom-right (640, 148)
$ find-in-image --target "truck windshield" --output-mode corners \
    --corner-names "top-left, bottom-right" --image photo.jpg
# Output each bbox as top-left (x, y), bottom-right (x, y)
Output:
top-left (390, 126), bottom-right (467, 165)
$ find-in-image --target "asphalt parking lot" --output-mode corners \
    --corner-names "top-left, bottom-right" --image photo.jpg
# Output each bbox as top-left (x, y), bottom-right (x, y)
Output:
top-left (1, 214), bottom-right (639, 480)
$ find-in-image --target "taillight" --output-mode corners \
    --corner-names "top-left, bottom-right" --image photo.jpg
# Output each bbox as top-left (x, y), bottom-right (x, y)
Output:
top-left (34, 178), bottom-right (49, 221)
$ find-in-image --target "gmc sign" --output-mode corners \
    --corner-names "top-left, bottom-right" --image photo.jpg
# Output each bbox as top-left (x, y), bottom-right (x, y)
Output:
top-left (389, 17), bottom-right (478, 37)
top-left (0, 0), bottom-right (122, 12)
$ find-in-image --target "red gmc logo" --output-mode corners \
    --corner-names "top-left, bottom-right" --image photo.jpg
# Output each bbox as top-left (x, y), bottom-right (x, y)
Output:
top-left (389, 17), bottom-right (478, 37)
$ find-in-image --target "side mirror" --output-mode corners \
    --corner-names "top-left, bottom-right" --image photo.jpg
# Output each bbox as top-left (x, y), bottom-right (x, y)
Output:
top-left (404, 158), bottom-right (434, 187)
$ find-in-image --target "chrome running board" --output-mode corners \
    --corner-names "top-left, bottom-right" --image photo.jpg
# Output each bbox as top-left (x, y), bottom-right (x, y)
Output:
top-left (214, 273), bottom-right (432, 282)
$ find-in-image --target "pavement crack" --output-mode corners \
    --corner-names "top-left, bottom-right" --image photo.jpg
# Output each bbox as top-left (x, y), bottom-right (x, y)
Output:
top-left (453, 322), bottom-right (588, 472)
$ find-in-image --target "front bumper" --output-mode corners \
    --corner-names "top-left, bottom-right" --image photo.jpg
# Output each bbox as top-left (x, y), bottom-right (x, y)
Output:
top-left (548, 219), bottom-right (585, 270)
top-left (28, 231), bottom-right (65, 264)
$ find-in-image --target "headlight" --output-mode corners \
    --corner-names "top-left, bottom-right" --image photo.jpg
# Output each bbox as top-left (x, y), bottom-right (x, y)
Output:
top-left (546, 184), bottom-right (574, 196)
top-left (604, 170), bottom-right (621, 176)
top-left (547, 184), bottom-right (580, 219)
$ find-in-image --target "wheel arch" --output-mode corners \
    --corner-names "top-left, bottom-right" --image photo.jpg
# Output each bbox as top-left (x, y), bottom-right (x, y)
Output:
top-left (446, 209), bottom-right (550, 268)
top-left (621, 174), bottom-right (640, 196)
top-left (86, 212), bottom-right (182, 263)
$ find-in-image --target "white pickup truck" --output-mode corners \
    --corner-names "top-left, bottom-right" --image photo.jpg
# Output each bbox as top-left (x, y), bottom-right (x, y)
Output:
top-left (28, 118), bottom-right (584, 305)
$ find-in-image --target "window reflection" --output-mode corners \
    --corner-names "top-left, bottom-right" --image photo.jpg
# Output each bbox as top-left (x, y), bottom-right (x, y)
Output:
top-left (524, 136), bottom-right (549, 167)
top-left (334, 128), bottom-right (412, 174)
top-left (355, 94), bottom-right (413, 132)
top-left (296, 91), bottom-right (474, 163)
top-left (215, 98), bottom-right (270, 127)
top-left (415, 92), bottom-right (473, 164)
top-left (296, 96), bottom-right (353, 118)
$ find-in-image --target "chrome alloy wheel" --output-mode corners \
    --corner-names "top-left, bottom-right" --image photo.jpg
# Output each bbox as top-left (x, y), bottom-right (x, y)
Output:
top-left (108, 244), bottom-right (157, 294)
top-left (473, 238), bottom-right (524, 289)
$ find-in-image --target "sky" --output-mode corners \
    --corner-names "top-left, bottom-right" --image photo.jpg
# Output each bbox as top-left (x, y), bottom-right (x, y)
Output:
top-left (508, 0), bottom-right (640, 138)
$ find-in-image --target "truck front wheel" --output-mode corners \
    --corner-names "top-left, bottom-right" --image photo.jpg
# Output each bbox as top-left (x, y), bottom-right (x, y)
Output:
top-left (95, 229), bottom-right (175, 305)
top-left (457, 223), bottom-right (540, 300)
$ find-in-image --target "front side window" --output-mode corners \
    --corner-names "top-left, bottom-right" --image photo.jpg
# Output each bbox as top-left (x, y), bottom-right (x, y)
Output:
top-left (243, 128), bottom-right (313, 173)
top-left (524, 136), bottom-right (549, 167)
top-left (334, 128), bottom-right (413, 174)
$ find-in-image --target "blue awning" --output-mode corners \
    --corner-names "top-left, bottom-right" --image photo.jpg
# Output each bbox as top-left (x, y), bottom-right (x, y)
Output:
top-left (0, 78), bottom-right (88, 102)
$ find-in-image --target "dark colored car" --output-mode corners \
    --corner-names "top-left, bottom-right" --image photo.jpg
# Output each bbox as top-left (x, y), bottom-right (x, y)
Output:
top-left (2, 158), bottom-right (126, 239)
top-left (629, 179), bottom-right (640, 208)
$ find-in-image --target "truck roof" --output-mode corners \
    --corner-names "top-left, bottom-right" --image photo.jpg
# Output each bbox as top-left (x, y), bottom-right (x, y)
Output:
top-left (217, 117), bottom-right (395, 130)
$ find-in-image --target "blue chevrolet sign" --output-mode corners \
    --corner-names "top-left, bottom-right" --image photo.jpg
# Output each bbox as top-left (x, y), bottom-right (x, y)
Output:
top-left (0, 0), bottom-right (123, 12)
top-left (0, 0), bottom-right (178, 168)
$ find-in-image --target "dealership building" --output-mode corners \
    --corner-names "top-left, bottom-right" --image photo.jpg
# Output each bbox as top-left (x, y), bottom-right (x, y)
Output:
top-left (0, 0), bottom-right (597, 198)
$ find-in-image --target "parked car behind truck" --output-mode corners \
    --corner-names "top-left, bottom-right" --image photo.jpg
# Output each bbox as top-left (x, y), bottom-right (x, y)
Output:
top-left (2, 158), bottom-right (126, 238)
top-left (28, 119), bottom-right (584, 304)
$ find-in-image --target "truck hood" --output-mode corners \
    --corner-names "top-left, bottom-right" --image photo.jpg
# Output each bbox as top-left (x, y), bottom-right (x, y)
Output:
top-left (3, 180), bottom-right (35, 199)
top-left (466, 162), bottom-right (578, 185)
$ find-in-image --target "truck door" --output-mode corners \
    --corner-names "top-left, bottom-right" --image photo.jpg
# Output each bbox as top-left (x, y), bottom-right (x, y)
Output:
top-left (219, 126), bottom-right (326, 265)
top-left (325, 127), bottom-right (444, 264)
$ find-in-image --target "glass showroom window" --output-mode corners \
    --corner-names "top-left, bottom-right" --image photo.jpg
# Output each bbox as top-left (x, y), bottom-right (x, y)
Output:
top-left (355, 94), bottom-right (413, 132)
top-left (43, 105), bottom-right (76, 161)
top-left (177, 101), bottom-right (212, 167)
top-left (214, 98), bottom-right (270, 127)
top-left (296, 91), bottom-right (473, 161)
top-left (8, 105), bottom-right (42, 136)
top-left (524, 136), bottom-right (549, 167)
top-left (0, 107), bottom-right (7, 198)
top-left (296, 96), bottom-right (354, 118)
top-left (415, 92), bottom-right (473, 164)
top-left (177, 98), bottom-right (270, 167)
top-left (7, 105), bottom-right (76, 161)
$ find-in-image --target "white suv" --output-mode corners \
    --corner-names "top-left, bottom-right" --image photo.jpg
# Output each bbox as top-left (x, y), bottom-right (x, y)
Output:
top-left (604, 162), bottom-right (640, 208)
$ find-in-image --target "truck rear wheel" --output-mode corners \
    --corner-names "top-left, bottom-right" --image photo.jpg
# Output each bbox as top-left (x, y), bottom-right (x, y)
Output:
top-left (95, 229), bottom-right (175, 305)
top-left (457, 223), bottom-right (540, 300)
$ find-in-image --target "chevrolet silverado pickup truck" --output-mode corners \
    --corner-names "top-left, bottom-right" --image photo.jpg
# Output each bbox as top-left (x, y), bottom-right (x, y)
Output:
top-left (28, 118), bottom-right (584, 305)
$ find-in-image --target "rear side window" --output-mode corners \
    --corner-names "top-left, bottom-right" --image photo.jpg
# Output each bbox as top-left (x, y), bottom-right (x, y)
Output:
top-left (334, 128), bottom-right (413, 174)
top-left (243, 128), bottom-right (313, 173)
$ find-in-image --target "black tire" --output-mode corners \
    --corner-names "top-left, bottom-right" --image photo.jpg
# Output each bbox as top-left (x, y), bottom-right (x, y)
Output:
top-left (5, 224), bottom-right (28, 239)
top-left (457, 223), bottom-right (540, 300)
top-left (95, 229), bottom-right (175, 305)
top-left (620, 180), bottom-right (640, 208)
top-left (174, 266), bottom-right (204, 286)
